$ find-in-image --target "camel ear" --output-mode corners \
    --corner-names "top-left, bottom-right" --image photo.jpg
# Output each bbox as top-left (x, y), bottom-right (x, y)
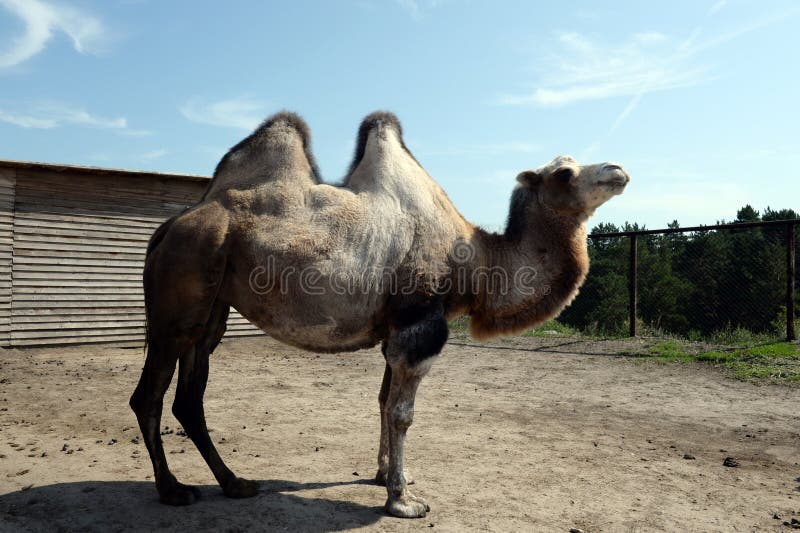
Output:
top-left (516, 170), bottom-right (542, 188)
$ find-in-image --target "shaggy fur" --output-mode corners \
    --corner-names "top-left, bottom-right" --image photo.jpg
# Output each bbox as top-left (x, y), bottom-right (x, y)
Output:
top-left (203, 111), bottom-right (322, 200)
top-left (347, 110), bottom-right (420, 176)
top-left (130, 111), bottom-right (629, 518)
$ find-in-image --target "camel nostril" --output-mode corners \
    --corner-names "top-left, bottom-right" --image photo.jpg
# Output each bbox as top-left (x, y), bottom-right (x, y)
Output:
top-left (603, 163), bottom-right (622, 172)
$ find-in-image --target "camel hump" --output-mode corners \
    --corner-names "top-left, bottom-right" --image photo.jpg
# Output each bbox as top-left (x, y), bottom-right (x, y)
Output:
top-left (206, 111), bottom-right (321, 196)
top-left (257, 111), bottom-right (313, 146)
top-left (358, 111), bottom-right (403, 138)
top-left (348, 111), bottom-right (418, 176)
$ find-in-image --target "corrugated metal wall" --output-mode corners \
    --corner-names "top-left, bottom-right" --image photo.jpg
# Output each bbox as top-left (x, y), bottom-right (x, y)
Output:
top-left (0, 161), bottom-right (261, 347)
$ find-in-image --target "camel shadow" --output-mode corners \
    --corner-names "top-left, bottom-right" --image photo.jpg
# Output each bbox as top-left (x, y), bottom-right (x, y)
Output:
top-left (0, 478), bottom-right (385, 532)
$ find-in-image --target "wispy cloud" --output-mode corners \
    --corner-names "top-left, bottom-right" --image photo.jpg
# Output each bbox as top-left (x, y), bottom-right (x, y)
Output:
top-left (500, 7), bottom-right (799, 111)
top-left (509, 5), bottom-right (800, 159)
top-left (497, 31), bottom-right (711, 108)
top-left (396, 0), bottom-right (445, 19)
top-left (180, 96), bottom-right (268, 130)
top-left (0, 109), bottom-right (56, 128)
top-left (0, 101), bottom-right (139, 133)
top-left (36, 102), bottom-right (126, 128)
top-left (0, 0), bottom-right (105, 68)
top-left (707, 0), bottom-right (727, 16)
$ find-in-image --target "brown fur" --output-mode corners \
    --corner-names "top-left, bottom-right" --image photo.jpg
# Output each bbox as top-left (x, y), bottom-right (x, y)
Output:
top-left (130, 113), bottom-right (629, 517)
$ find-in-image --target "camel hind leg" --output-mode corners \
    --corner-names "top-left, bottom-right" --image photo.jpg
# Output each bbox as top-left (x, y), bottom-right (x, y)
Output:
top-left (171, 302), bottom-right (259, 499)
top-left (130, 204), bottom-right (233, 505)
top-left (130, 334), bottom-right (200, 505)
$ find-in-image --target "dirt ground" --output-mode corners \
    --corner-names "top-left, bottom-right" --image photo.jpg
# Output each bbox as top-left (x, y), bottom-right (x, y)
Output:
top-left (1, 334), bottom-right (800, 532)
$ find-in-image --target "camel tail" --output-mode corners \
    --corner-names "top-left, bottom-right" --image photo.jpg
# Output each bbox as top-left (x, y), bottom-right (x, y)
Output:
top-left (142, 213), bottom-right (180, 353)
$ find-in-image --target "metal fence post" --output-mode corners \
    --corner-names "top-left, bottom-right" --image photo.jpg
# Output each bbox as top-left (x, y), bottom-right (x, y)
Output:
top-left (629, 233), bottom-right (638, 337)
top-left (788, 222), bottom-right (796, 342)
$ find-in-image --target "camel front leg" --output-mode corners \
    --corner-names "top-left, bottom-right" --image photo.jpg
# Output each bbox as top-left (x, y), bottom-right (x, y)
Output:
top-left (376, 362), bottom-right (416, 486)
top-left (383, 357), bottom-right (434, 518)
top-left (376, 362), bottom-right (391, 484)
top-left (380, 297), bottom-right (447, 518)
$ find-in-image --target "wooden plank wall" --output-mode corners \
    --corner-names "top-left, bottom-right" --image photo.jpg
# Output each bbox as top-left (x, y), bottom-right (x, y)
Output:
top-left (1, 164), bottom-right (261, 347)
top-left (0, 170), bottom-right (14, 346)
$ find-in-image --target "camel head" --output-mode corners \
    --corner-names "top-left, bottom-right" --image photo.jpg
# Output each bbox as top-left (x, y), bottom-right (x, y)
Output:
top-left (515, 155), bottom-right (629, 217)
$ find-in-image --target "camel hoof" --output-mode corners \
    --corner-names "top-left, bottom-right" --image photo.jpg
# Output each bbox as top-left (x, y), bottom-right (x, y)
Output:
top-left (385, 492), bottom-right (429, 518)
top-left (158, 482), bottom-right (201, 506)
top-left (223, 477), bottom-right (259, 499)
top-left (375, 469), bottom-right (414, 486)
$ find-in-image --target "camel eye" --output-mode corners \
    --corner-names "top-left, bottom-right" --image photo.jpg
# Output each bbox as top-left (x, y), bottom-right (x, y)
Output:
top-left (553, 167), bottom-right (573, 184)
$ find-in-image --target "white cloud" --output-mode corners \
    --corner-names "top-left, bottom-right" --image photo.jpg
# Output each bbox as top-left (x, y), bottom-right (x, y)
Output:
top-left (180, 96), bottom-right (268, 130)
top-left (396, 0), bottom-right (445, 19)
top-left (497, 31), bottom-right (712, 108)
top-left (499, 8), bottom-right (799, 111)
top-left (0, 0), bottom-right (105, 68)
top-left (0, 109), bottom-right (56, 128)
top-left (37, 102), bottom-right (126, 128)
top-left (0, 101), bottom-right (133, 132)
top-left (707, 0), bottom-right (727, 16)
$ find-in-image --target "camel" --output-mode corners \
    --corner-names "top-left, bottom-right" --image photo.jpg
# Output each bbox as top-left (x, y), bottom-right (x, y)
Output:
top-left (129, 110), bottom-right (629, 518)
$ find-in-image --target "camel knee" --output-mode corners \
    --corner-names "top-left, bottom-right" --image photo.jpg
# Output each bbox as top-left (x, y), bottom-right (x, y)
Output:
top-left (171, 398), bottom-right (189, 425)
top-left (389, 402), bottom-right (415, 432)
top-left (130, 382), bottom-right (162, 417)
top-left (171, 395), bottom-right (202, 431)
top-left (129, 389), bottom-right (144, 415)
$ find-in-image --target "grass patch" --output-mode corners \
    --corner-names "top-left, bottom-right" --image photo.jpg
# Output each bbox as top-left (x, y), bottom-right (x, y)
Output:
top-left (722, 342), bottom-right (800, 381)
top-left (644, 341), bottom-right (694, 362)
top-left (448, 316), bottom-right (470, 333)
top-left (747, 343), bottom-right (800, 358)
top-left (637, 340), bottom-right (800, 382)
top-left (521, 320), bottom-right (578, 337)
top-left (695, 350), bottom-right (736, 363)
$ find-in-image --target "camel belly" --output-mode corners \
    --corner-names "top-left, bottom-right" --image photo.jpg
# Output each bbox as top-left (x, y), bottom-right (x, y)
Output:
top-left (228, 288), bottom-right (387, 353)
top-left (258, 321), bottom-right (383, 353)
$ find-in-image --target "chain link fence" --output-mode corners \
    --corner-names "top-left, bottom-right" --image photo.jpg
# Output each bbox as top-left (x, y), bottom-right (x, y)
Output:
top-left (557, 219), bottom-right (798, 346)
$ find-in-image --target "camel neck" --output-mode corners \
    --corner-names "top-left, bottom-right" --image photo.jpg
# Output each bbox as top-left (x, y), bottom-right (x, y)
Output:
top-left (467, 200), bottom-right (590, 339)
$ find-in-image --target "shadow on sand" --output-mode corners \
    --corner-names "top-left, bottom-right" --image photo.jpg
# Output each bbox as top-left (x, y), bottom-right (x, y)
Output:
top-left (0, 478), bottom-right (385, 532)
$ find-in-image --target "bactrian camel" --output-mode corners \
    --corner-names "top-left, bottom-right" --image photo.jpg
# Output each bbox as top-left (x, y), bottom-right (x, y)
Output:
top-left (130, 111), bottom-right (629, 518)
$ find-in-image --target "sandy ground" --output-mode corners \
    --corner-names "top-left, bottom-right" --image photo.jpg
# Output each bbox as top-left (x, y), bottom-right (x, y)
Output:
top-left (1, 334), bottom-right (800, 532)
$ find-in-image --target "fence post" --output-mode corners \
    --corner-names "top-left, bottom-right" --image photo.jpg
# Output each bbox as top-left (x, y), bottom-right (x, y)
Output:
top-left (788, 222), bottom-right (796, 342)
top-left (629, 233), bottom-right (638, 337)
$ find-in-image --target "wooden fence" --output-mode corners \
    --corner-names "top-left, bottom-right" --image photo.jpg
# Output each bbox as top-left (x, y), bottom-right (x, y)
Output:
top-left (0, 159), bottom-right (261, 347)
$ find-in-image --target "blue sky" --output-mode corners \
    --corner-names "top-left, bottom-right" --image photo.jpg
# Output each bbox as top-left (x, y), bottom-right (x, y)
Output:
top-left (0, 0), bottom-right (798, 231)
